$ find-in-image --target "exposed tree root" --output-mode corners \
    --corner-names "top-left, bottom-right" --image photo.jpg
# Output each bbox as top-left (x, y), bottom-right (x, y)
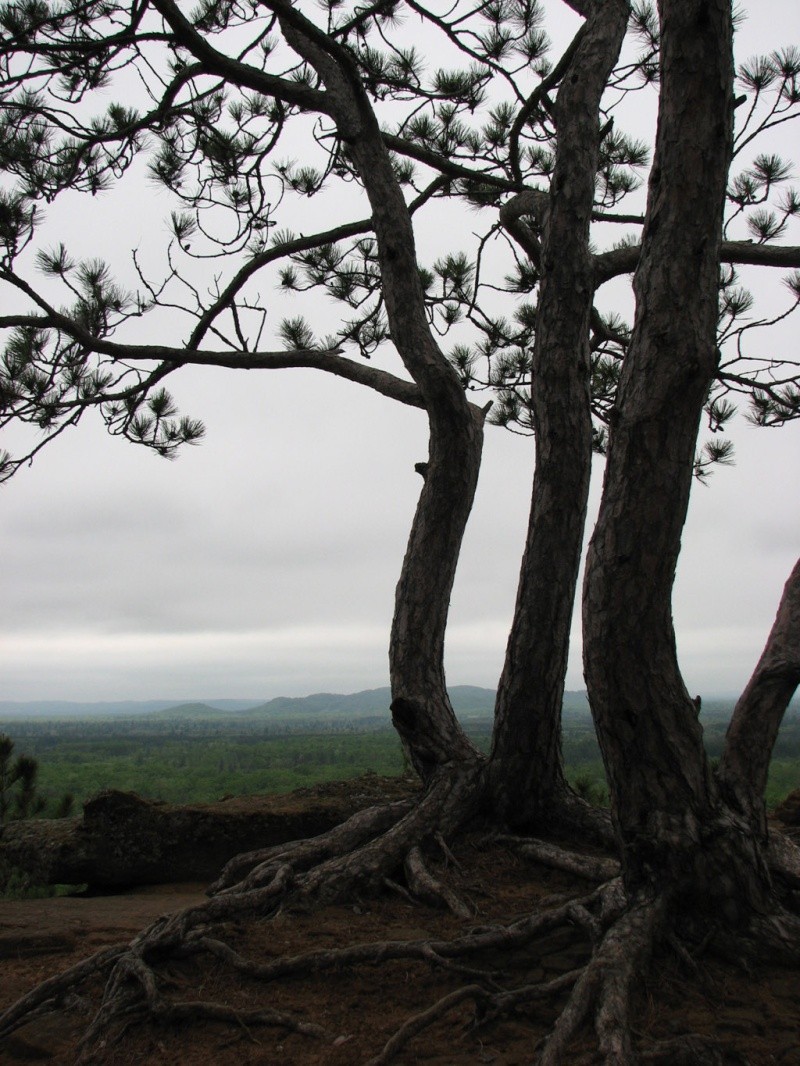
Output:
top-left (0, 769), bottom-right (624, 1062)
top-left (4, 791), bottom-right (798, 1065)
top-left (207, 797), bottom-right (415, 895)
top-left (640, 1034), bottom-right (739, 1064)
top-left (537, 894), bottom-right (665, 1066)
top-left (494, 782), bottom-right (616, 850)
top-left (365, 970), bottom-right (582, 1066)
top-left (0, 768), bottom-right (485, 1053)
top-left (497, 834), bottom-right (621, 882)
top-left (404, 844), bottom-right (471, 917)
top-left (176, 879), bottom-right (617, 983)
top-left (0, 944), bottom-right (127, 1040)
top-left (716, 903), bottom-right (800, 967)
top-left (75, 952), bottom-right (330, 1063)
top-left (546, 789), bottom-right (617, 850)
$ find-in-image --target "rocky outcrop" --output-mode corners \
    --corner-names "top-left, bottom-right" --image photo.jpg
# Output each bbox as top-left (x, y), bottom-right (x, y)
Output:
top-left (0, 774), bottom-right (418, 889)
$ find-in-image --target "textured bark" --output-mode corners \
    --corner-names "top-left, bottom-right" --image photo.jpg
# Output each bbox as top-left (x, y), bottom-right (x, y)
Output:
top-left (275, 4), bottom-right (483, 777)
top-left (581, 0), bottom-right (769, 917)
top-left (497, 835), bottom-right (621, 882)
top-left (488, 0), bottom-right (629, 825)
top-left (718, 557), bottom-right (800, 832)
top-left (538, 895), bottom-right (663, 1066)
top-left (595, 236), bottom-right (800, 285)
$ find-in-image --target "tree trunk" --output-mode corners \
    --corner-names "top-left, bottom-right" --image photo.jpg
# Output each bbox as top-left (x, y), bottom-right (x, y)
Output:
top-left (718, 557), bottom-right (800, 833)
top-left (582, 0), bottom-right (771, 920)
top-left (388, 406), bottom-right (486, 777)
top-left (278, 9), bottom-right (483, 779)
top-left (488, 0), bottom-right (629, 827)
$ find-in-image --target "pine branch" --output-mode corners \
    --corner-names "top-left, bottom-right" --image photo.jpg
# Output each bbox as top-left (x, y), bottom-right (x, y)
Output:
top-left (508, 23), bottom-right (587, 186)
top-left (150, 0), bottom-right (330, 113)
top-left (382, 134), bottom-right (515, 192)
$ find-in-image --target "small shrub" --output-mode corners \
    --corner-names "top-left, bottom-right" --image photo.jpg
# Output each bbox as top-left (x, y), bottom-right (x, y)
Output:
top-left (571, 771), bottom-right (609, 807)
top-left (0, 862), bottom-right (85, 900)
top-left (0, 734), bottom-right (74, 823)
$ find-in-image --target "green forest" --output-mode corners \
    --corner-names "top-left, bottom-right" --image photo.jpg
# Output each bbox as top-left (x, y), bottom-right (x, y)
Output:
top-left (3, 700), bottom-right (799, 815)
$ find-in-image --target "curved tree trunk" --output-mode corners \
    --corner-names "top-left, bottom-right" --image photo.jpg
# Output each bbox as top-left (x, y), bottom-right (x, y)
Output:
top-left (582, 0), bottom-right (771, 920)
top-left (279, 9), bottom-right (483, 780)
top-left (388, 406), bottom-right (486, 776)
top-left (718, 557), bottom-right (800, 833)
top-left (488, 0), bottom-right (629, 828)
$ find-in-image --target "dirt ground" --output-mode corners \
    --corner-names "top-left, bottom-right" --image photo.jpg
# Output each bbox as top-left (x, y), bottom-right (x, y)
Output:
top-left (1, 779), bottom-right (799, 1065)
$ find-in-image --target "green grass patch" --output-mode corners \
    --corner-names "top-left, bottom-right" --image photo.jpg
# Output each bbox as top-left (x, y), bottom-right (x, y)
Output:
top-left (0, 864), bottom-right (87, 900)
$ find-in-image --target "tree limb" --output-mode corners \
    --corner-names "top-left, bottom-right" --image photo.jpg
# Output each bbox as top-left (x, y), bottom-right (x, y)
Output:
top-left (719, 557), bottom-right (800, 828)
top-left (150, 0), bottom-right (330, 113)
top-left (187, 219), bottom-right (375, 348)
top-left (508, 22), bottom-right (586, 186)
top-left (595, 239), bottom-right (800, 284)
top-left (381, 133), bottom-right (515, 192)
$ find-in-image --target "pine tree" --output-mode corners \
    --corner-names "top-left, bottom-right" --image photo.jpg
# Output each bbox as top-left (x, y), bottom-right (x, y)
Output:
top-left (1, 1), bottom-right (800, 1058)
top-left (0, 735), bottom-right (46, 822)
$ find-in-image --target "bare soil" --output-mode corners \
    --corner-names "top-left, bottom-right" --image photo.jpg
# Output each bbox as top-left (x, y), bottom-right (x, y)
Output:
top-left (1, 778), bottom-right (799, 1065)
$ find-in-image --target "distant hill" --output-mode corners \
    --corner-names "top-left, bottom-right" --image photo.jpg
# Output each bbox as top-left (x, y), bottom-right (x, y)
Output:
top-left (163, 687), bottom-right (591, 722)
top-left (0, 687), bottom-right (595, 724)
top-left (141, 687), bottom-right (504, 723)
top-left (9, 688), bottom-right (779, 726)
top-left (233, 686), bottom-right (501, 722)
top-left (145, 702), bottom-right (238, 721)
top-left (0, 698), bottom-right (261, 720)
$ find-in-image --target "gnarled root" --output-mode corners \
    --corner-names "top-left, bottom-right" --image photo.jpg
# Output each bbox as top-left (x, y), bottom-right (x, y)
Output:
top-left (537, 892), bottom-right (664, 1066)
top-left (403, 845), bottom-right (472, 917)
top-left (6, 783), bottom-right (789, 1065)
top-left (75, 952), bottom-right (330, 1063)
top-left (174, 878), bottom-right (621, 1066)
top-left (0, 781), bottom-right (643, 1066)
top-left (0, 763), bottom-right (486, 1056)
top-left (549, 788), bottom-right (616, 850)
top-left (0, 945), bottom-right (127, 1041)
top-left (497, 834), bottom-right (621, 882)
top-left (365, 970), bottom-right (582, 1066)
top-left (715, 902), bottom-right (800, 967)
top-left (208, 797), bottom-right (414, 895)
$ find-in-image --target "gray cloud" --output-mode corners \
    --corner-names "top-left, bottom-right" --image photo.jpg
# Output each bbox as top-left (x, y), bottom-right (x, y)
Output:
top-left (3, 373), bottom-right (798, 700)
top-left (2, 3), bottom-right (799, 702)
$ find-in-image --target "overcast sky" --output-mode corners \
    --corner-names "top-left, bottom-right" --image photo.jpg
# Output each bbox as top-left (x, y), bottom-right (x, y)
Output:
top-left (2, 2), bottom-right (799, 703)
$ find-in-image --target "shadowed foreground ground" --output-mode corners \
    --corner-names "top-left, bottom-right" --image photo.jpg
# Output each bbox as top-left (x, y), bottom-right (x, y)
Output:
top-left (1, 777), bottom-right (799, 1064)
